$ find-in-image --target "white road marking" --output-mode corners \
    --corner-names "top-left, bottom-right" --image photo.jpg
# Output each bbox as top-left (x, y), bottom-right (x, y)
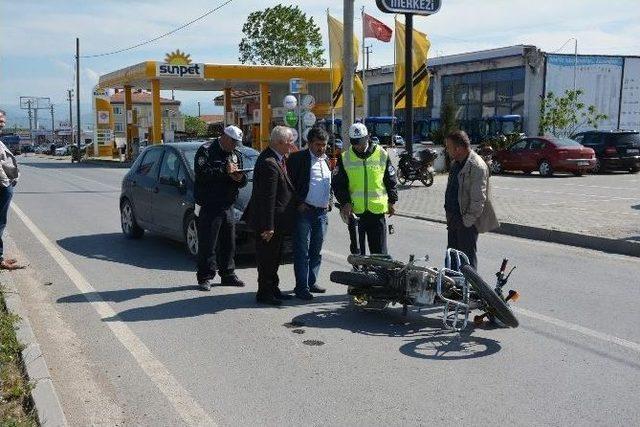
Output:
top-left (321, 249), bottom-right (640, 354)
top-left (10, 203), bottom-right (217, 427)
top-left (513, 307), bottom-right (640, 353)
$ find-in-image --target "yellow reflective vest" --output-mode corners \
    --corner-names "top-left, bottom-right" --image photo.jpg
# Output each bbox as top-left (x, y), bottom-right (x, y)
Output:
top-left (342, 145), bottom-right (389, 214)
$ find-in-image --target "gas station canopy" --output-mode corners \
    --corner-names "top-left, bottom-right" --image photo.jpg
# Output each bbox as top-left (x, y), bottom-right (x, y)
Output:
top-left (96, 59), bottom-right (332, 150)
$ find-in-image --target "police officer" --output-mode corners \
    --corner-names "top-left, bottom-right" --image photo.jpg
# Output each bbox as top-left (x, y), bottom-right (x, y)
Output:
top-left (194, 125), bottom-right (247, 290)
top-left (332, 123), bottom-right (398, 255)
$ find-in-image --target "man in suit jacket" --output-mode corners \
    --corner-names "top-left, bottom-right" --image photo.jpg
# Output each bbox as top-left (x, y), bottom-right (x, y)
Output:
top-left (286, 126), bottom-right (332, 301)
top-left (444, 130), bottom-right (499, 268)
top-left (242, 126), bottom-right (296, 305)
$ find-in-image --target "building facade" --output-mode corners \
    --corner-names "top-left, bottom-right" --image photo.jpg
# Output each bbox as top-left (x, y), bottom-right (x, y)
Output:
top-left (109, 91), bottom-right (184, 140)
top-left (364, 45), bottom-right (640, 141)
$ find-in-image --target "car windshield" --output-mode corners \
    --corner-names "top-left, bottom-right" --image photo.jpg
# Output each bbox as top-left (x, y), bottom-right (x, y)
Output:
top-left (611, 133), bottom-right (640, 146)
top-left (181, 147), bottom-right (259, 173)
top-left (551, 138), bottom-right (581, 147)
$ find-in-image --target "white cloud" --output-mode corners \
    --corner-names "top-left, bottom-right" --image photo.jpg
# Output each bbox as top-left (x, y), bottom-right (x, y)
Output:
top-left (1, 0), bottom-right (638, 108)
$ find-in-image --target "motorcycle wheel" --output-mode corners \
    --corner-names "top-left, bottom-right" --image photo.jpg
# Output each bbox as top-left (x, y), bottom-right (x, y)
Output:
top-left (330, 270), bottom-right (387, 288)
top-left (397, 168), bottom-right (407, 185)
top-left (460, 264), bottom-right (519, 328)
top-left (420, 169), bottom-right (434, 187)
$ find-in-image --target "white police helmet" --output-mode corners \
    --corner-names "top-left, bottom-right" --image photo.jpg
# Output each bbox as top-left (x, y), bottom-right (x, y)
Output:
top-left (348, 122), bottom-right (368, 144)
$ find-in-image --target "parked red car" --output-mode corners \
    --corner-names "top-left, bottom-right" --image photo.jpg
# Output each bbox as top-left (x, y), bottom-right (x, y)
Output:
top-left (492, 137), bottom-right (596, 177)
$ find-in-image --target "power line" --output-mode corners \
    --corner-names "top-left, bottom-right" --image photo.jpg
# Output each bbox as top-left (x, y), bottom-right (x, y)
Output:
top-left (81, 0), bottom-right (234, 58)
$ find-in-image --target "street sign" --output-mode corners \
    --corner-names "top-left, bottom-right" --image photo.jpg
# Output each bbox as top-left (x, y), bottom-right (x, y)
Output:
top-left (376, 0), bottom-right (441, 15)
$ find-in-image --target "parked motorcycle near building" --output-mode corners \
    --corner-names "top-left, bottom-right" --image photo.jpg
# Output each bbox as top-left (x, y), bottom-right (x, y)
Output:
top-left (397, 147), bottom-right (438, 186)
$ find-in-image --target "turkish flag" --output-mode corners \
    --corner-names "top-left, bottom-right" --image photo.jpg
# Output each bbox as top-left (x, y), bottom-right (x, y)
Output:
top-left (363, 13), bottom-right (392, 42)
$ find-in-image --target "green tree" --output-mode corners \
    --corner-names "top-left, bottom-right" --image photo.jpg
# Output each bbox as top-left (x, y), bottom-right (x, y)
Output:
top-left (184, 116), bottom-right (207, 137)
top-left (539, 89), bottom-right (608, 137)
top-left (238, 5), bottom-right (326, 67)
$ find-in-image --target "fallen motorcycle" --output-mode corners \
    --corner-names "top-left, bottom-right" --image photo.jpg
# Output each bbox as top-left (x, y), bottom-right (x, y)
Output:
top-left (397, 147), bottom-right (438, 187)
top-left (330, 249), bottom-right (520, 331)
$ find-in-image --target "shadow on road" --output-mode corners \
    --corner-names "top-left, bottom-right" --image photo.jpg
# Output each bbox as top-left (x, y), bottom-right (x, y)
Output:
top-left (57, 233), bottom-right (195, 271)
top-left (57, 285), bottom-right (202, 304)
top-left (290, 305), bottom-right (502, 360)
top-left (632, 204), bottom-right (640, 211)
top-left (96, 292), bottom-right (346, 322)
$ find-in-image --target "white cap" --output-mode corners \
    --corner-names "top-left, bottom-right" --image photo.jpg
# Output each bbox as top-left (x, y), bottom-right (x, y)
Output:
top-left (348, 122), bottom-right (368, 142)
top-left (223, 125), bottom-right (243, 144)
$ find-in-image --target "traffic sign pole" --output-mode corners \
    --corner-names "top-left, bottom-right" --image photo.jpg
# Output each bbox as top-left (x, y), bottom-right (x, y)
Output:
top-left (404, 13), bottom-right (414, 155)
top-left (376, 0), bottom-right (442, 156)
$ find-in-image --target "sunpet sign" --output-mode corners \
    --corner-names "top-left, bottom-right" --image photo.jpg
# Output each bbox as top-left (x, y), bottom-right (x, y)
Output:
top-left (157, 49), bottom-right (204, 78)
top-left (157, 63), bottom-right (204, 78)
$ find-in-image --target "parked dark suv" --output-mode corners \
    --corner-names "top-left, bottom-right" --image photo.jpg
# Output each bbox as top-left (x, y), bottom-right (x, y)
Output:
top-left (572, 130), bottom-right (640, 173)
top-left (119, 141), bottom-right (259, 256)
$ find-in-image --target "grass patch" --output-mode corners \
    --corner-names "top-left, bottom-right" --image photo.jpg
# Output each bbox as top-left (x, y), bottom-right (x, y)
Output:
top-left (0, 286), bottom-right (37, 426)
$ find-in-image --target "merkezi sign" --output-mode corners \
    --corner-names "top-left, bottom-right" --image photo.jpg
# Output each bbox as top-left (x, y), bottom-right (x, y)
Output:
top-left (157, 63), bottom-right (204, 78)
top-left (376, 0), bottom-right (441, 15)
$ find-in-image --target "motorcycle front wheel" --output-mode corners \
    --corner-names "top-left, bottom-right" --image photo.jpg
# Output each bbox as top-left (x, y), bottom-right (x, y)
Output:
top-left (420, 169), bottom-right (434, 187)
top-left (461, 264), bottom-right (519, 328)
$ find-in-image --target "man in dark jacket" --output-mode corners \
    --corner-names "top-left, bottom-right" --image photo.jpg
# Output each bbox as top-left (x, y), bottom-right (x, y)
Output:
top-left (242, 126), bottom-right (295, 305)
top-left (332, 123), bottom-right (398, 255)
top-left (194, 125), bottom-right (247, 290)
top-left (286, 126), bottom-right (332, 300)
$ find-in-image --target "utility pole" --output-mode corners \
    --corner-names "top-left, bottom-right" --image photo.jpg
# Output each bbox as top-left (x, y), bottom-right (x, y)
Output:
top-left (365, 46), bottom-right (372, 70)
top-left (67, 89), bottom-right (74, 145)
top-left (76, 37), bottom-right (81, 152)
top-left (50, 104), bottom-right (55, 142)
top-left (27, 100), bottom-right (33, 143)
top-left (197, 101), bottom-right (201, 117)
top-left (342, 0), bottom-right (355, 146)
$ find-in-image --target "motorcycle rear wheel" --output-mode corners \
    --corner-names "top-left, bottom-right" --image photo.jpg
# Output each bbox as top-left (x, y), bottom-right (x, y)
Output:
top-left (397, 168), bottom-right (408, 185)
top-left (420, 169), bottom-right (434, 187)
top-left (461, 265), bottom-right (519, 328)
top-left (330, 270), bottom-right (387, 288)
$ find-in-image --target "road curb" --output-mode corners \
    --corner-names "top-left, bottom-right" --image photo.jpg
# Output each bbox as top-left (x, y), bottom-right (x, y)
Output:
top-left (396, 211), bottom-right (640, 258)
top-left (82, 159), bottom-right (132, 168)
top-left (2, 273), bottom-right (69, 427)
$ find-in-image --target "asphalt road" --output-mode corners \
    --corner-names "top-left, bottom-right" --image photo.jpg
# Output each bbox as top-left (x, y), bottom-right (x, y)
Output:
top-left (5, 155), bottom-right (640, 426)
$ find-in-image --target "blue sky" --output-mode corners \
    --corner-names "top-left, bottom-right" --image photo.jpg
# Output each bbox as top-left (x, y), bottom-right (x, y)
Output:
top-left (1, 0), bottom-right (639, 127)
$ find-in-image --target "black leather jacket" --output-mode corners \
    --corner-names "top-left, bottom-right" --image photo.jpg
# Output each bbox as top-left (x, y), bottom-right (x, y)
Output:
top-left (193, 139), bottom-right (247, 209)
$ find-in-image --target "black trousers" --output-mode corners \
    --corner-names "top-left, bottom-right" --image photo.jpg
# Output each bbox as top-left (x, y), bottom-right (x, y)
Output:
top-left (349, 211), bottom-right (388, 255)
top-left (196, 206), bottom-right (236, 282)
top-left (254, 231), bottom-right (285, 298)
top-left (446, 217), bottom-right (479, 269)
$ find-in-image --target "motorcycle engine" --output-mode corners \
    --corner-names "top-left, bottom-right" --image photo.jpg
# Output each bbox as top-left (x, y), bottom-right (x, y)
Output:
top-left (405, 270), bottom-right (436, 306)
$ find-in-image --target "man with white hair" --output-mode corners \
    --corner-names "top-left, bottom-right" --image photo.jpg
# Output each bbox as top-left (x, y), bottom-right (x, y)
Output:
top-left (194, 125), bottom-right (248, 290)
top-left (242, 126), bottom-right (296, 305)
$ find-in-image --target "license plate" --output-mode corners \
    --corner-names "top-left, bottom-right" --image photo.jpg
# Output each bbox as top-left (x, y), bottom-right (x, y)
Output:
top-left (577, 161), bottom-right (590, 166)
top-left (627, 148), bottom-right (639, 154)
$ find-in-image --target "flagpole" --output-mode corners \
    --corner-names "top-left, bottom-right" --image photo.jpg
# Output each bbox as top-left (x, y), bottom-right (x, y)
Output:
top-left (327, 9), bottom-right (337, 150)
top-left (361, 6), bottom-right (367, 118)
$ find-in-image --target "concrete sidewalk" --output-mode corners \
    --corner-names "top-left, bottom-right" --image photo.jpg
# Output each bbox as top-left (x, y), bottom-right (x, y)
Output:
top-left (395, 172), bottom-right (640, 257)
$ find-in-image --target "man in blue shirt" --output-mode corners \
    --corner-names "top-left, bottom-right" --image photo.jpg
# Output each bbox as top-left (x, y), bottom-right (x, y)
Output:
top-left (286, 126), bottom-right (332, 300)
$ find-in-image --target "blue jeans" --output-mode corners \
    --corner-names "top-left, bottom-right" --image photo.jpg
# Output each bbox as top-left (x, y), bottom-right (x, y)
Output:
top-left (0, 185), bottom-right (14, 261)
top-left (293, 207), bottom-right (328, 293)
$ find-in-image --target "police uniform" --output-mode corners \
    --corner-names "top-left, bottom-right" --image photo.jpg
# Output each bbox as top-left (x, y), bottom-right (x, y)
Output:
top-left (332, 124), bottom-right (398, 255)
top-left (194, 133), bottom-right (247, 286)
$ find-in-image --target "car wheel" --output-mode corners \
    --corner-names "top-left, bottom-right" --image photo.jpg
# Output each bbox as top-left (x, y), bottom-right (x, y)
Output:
top-left (491, 160), bottom-right (503, 175)
top-left (184, 212), bottom-right (199, 257)
top-left (592, 158), bottom-right (602, 174)
top-left (629, 167), bottom-right (639, 174)
top-left (120, 199), bottom-right (144, 239)
top-left (538, 160), bottom-right (553, 177)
